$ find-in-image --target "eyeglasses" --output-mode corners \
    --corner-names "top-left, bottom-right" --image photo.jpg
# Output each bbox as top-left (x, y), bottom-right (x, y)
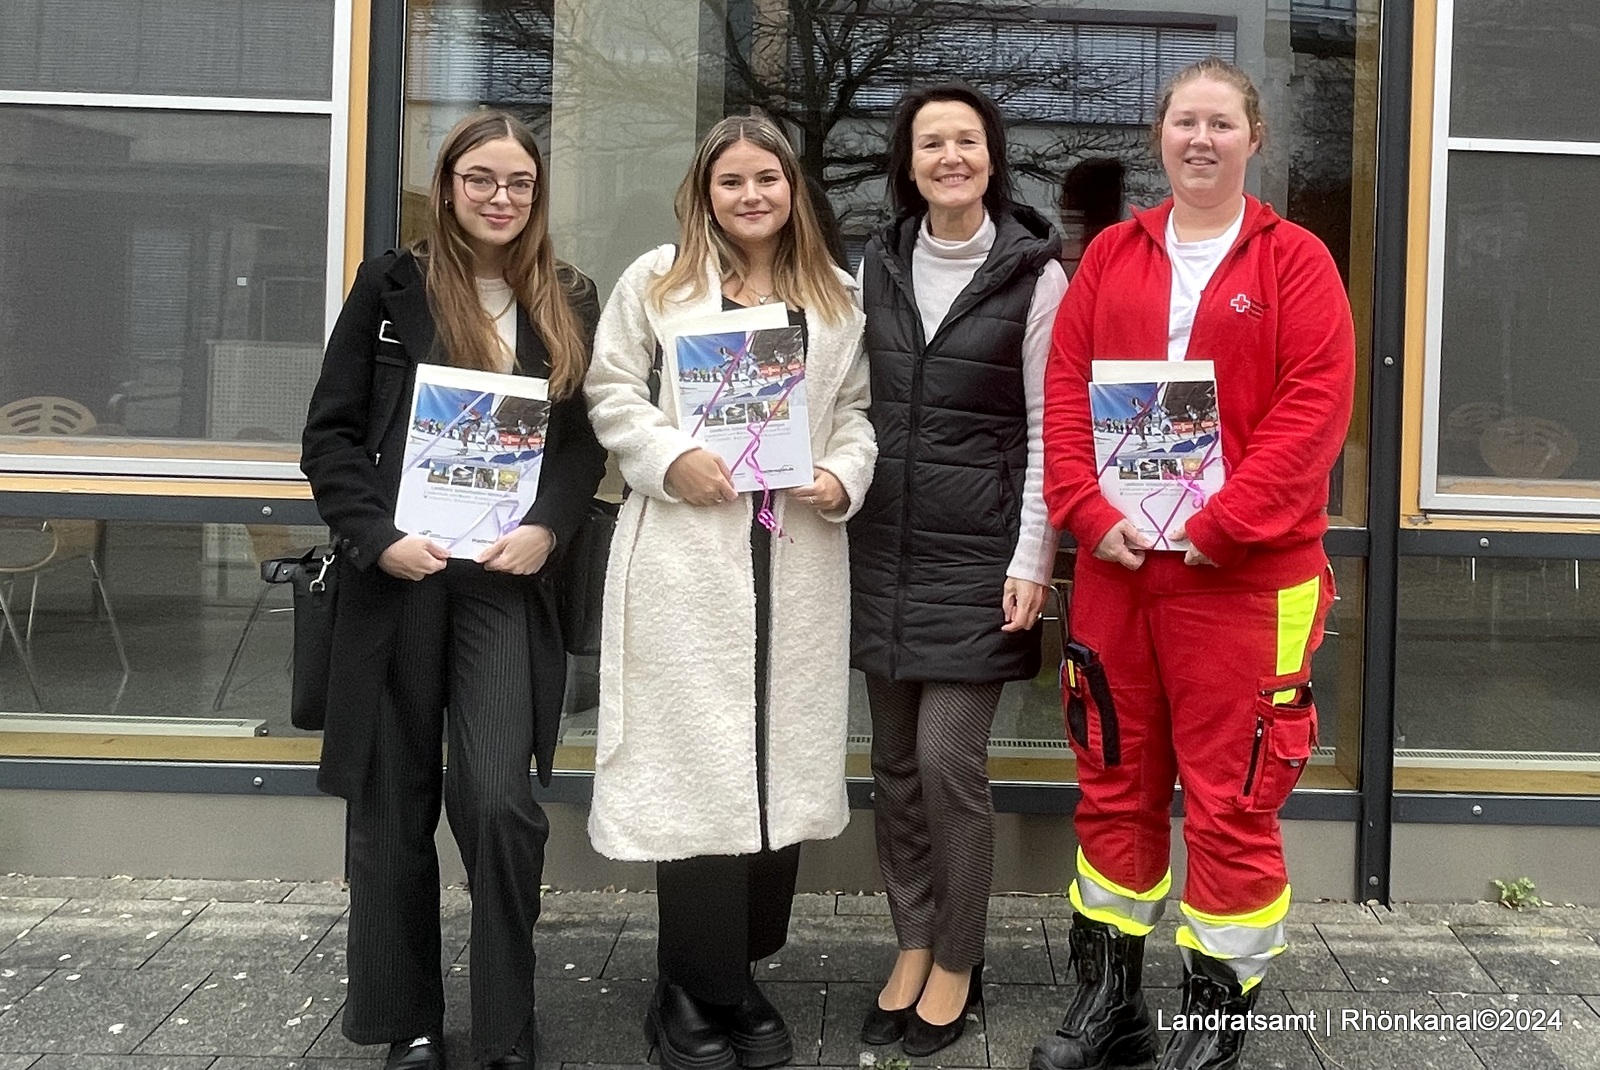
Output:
top-left (453, 172), bottom-right (537, 205)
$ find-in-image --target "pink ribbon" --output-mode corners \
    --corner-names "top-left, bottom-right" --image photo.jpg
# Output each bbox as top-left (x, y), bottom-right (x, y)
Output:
top-left (728, 373), bottom-right (803, 541)
top-left (1138, 436), bottom-right (1222, 549)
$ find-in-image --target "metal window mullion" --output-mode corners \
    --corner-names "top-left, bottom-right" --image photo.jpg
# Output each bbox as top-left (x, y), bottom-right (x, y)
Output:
top-left (324, 0), bottom-right (356, 339)
top-left (1356, 0), bottom-right (1417, 908)
top-left (364, 0), bottom-right (407, 259)
top-left (0, 90), bottom-right (335, 114)
top-left (1419, 489), bottom-right (1600, 518)
top-left (1418, 0), bottom-right (1455, 512)
top-left (1446, 137), bottom-right (1600, 157)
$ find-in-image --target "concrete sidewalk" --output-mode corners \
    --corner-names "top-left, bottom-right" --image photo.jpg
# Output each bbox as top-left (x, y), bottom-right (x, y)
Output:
top-left (0, 876), bottom-right (1597, 1070)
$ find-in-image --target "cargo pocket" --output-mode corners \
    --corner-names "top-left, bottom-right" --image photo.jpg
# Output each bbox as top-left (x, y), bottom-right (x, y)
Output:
top-left (1061, 642), bottom-right (1122, 768)
top-left (1236, 671), bottom-right (1317, 812)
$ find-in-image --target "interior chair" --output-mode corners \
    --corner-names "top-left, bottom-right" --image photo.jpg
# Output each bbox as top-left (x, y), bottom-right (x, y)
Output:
top-left (0, 396), bottom-right (132, 712)
top-left (212, 521), bottom-right (297, 711)
top-left (212, 426), bottom-right (299, 712)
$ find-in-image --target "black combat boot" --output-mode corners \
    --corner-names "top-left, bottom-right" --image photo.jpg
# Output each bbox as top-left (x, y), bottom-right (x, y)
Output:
top-left (1153, 953), bottom-right (1259, 1070)
top-left (1028, 914), bottom-right (1157, 1070)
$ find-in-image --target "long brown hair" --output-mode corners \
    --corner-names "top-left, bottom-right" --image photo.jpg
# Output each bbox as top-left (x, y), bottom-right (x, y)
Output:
top-left (649, 115), bottom-right (853, 325)
top-left (416, 110), bottom-right (587, 398)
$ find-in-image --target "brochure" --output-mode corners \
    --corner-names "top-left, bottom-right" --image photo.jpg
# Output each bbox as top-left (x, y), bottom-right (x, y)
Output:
top-left (664, 305), bottom-right (812, 494)
top-left (393, 363), bottom-right (551, 558)
top-left (1089, 359), bottom-right (1224, 551)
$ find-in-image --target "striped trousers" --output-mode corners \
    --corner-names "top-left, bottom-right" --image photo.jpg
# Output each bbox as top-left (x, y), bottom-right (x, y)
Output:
top-left (343, 562), bottom-right (548, 1064)
top-left (866, 677), bottom-right (1004, 971)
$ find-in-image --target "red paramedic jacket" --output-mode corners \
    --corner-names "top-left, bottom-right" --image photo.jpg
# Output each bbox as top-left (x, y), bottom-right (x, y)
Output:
top-left (1043, 196), bottom-right (1355, 591)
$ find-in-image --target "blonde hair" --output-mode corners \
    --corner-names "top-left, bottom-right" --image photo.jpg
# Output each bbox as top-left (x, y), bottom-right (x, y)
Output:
top-left (649, 115), bottom-right (852, 325)
top-left (1151, 57), bottom-right (1267, 152)
top-left (415, 110), bottom-right (587, 399)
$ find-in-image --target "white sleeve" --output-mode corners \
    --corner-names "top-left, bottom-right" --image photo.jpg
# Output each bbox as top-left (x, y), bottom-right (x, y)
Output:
top-left (583, 253), bottom-right (700, 501)
top-left (1007, 259), bottom-right (1069, 584)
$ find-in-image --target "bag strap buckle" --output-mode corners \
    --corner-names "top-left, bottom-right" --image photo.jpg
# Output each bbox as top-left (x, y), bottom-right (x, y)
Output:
top-left (309, 552), bottom-right (336, 593)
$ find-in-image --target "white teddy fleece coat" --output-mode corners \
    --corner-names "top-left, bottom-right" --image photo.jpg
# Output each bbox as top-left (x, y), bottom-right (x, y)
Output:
top-left (583, 245), bottom-right (878, 861)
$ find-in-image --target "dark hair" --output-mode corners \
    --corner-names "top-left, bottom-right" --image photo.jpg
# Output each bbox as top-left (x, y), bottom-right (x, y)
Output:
top-left (886, 83), bottom-right (1016, 217)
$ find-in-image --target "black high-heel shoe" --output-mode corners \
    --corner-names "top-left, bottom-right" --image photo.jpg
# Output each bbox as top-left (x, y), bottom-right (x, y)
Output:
top-left (860, 1001), bottom-right (914, 1046)
top-left (900, 963), bottom-right (983, 1058)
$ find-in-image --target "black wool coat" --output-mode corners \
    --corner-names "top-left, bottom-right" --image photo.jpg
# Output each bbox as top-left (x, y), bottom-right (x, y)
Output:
top-left (849, 206), bottom-right (1059, 684)
top-left (300, 249), bottom-right (606, 800)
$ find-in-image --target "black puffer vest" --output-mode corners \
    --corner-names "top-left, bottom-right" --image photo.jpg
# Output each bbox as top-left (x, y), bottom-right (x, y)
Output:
top-left (850, 206), bottom-right (1059, 683)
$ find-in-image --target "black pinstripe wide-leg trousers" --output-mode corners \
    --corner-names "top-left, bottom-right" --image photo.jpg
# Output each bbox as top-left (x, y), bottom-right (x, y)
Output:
top-left (865, 677), bottom-right (1005, 971)
top-left (344, 561), bottom-right (549, 1063)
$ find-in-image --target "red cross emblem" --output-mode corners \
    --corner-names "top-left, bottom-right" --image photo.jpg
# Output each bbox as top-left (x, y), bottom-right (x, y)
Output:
top-left (1230, 293), bottom-right (1253, 314)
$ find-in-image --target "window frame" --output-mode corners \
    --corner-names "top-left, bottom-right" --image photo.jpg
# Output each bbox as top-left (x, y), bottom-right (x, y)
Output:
top-left (0, 0), bottom-right (354, 484)
top-left (1419, 0), bottom-right (1600, 517)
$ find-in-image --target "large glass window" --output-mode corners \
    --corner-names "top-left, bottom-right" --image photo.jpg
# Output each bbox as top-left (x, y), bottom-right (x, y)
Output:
top-left (1421, 0), bottom-right (1600, 516)
top-left (0, 1), bottom-right (350, 481)
top-left (1395, 555), bottom-right (1600, 794)
top-left (404, 0), bottom-right (1379, 781)
top-left (0, 514), bottom-right (326, 761)
top-left (0, 0), bottom-right (336, 100)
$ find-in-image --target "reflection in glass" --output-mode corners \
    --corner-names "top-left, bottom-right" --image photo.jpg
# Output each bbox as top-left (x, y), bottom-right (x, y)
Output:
top-left (402, 2), bottom-right (1379, 779)
top-left (1396, 557), bottom-right (1600, 764)
top-left (1449, 0), bottom-right (1600, 144)
top-left (0, 519), bottom-right (327, 743)
top-left (0, 109), bottom-right (330, 444)
top-left (0, 0), bottom-right (336, 100)
top-left (1438, 154), bottom-right (1600, 491)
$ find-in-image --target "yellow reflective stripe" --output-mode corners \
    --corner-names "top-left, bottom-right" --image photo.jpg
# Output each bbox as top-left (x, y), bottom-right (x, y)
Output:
top-left (1070, 882), bottom-right (1157, 937)
top-left (1181, 885), bottom-right (1293, 930)
top-left (1274, 577), bottom-right (1320, 703)
top-left (1077, 847), bottom-right (1172, 903)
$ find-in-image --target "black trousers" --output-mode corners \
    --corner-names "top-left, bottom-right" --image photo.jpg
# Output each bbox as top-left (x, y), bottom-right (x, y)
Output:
top-left (343, 562), bottom-right (549, 1063)
top-left (655, 518), bottom-right (799, 1007)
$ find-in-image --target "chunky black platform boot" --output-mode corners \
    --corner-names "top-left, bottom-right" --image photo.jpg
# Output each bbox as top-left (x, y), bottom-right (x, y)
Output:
top-left (646, 980), bottom-right (738, 1070)
top-left (1028, 914), bottom-right (1157, 1070)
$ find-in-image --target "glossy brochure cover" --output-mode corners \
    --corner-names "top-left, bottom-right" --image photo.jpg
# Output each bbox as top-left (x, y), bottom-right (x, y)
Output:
top-left (664, 304), bottom-right (812, 495)
top-left (394, 363), bottom-right (551, 557)
top-left (1089, 359), bottom-right (1224, 551)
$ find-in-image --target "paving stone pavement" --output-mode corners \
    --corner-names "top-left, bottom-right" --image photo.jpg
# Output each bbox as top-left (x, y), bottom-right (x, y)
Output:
top-left (0, 877), bottom-right (1597, 1069)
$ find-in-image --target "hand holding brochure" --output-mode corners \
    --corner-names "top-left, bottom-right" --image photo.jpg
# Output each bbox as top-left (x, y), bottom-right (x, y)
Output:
top-left (394, 364), bottom-right (551, 558)
top-left (664, 304), bottom-right (812, 495)
top-left (1089, 360), bottom-right (1224, 551)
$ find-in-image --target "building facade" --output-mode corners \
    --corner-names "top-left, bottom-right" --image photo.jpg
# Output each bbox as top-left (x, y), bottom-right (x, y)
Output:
top-left (1, 0), bottom-right (1596, 902)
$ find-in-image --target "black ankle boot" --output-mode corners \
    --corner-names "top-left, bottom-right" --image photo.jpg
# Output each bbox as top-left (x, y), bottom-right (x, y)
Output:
top-left (1029, 914), bottom-right (1156, 1070)
top-left (1154, 954), bottom-right (1259, 1070)
top-left (717, 978), bottom-right (792, 1068)
top-left (646, 980), bottom-right (738, 1070)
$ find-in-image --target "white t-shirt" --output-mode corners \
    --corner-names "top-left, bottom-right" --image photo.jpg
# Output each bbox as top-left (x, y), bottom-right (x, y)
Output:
top-left (476, 276), bottom-right (518, 372)
top-left (1165, 208), bottom-right (1243, 361)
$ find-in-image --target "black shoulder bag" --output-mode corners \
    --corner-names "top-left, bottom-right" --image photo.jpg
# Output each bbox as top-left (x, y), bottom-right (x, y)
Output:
top-left (256, 546), bottom-right (339, 731)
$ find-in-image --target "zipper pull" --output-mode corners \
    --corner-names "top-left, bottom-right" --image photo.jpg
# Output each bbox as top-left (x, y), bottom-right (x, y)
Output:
top-left (373, 452), bottom-right (382, 465)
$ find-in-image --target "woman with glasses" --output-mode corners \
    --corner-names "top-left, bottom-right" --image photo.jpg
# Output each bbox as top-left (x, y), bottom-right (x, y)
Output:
top-left (584, 114), bottom-right (875, 1070)
top-left (302, 110), bottom-right (607, 1070)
